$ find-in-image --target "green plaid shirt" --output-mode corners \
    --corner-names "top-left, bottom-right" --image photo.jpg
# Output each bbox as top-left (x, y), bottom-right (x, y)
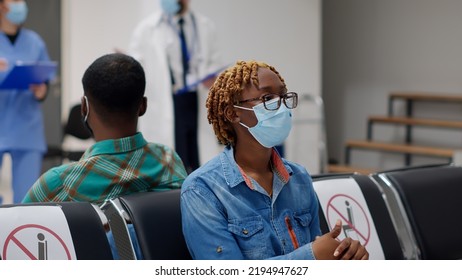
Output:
top-left (22, 133), bottom-right (187, 204)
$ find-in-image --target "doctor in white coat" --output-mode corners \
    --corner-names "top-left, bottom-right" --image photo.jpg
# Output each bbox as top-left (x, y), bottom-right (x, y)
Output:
top-left (128, 0), bottom-right (222, 172)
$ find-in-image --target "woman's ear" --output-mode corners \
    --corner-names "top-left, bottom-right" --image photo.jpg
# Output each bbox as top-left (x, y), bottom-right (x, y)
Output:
top-left (224, 105), bottom-right (239, 123)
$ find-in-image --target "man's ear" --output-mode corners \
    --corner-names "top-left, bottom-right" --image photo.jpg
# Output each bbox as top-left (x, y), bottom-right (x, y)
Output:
top-left (224, 105), bottom-right (239, 123)
top-left (138, 97), bottom-right (147, 116)
top-left (81, 96), bottom-right (87, 117)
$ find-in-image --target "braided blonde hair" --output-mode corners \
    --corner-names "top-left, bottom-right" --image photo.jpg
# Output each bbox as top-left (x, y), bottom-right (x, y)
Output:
top-left (206, 60), bottom-right (286, 146)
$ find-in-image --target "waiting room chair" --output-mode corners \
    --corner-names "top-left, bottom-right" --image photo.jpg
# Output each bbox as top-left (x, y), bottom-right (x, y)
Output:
top-left (101, 189), bottom-right (192, 260)
top-left (0, 202), bottom-right (115, 260)
top-left (312, 173), bottom-right (419, 259)
top-left (44, 104), bottom-right (92, 164)
top-left (372, 163), bottom-right (462, 259)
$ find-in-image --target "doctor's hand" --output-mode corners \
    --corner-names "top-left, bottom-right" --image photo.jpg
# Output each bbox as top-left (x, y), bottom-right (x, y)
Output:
top-left (113, 48), bottom-right (126, 55)
top-left (30, 83), bottom-right (48, 101)
top-left (201, 75), bottom-right (216, 88)
top-left (0, 58), bottom-right (8, 71)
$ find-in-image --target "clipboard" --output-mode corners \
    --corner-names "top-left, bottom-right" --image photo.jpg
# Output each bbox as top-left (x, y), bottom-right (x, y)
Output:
top-left (176, 64), bottom-right (229, 95)
top-left (0, 61), bottom-right (57, 90)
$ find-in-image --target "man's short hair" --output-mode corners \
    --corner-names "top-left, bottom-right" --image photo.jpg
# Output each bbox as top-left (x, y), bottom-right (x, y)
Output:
top-left (82, 53), bottom-right (146, 118)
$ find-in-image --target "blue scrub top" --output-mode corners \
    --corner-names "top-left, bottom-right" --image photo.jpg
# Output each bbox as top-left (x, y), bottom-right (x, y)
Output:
top-left (0, 28), bottom-right (51, 153)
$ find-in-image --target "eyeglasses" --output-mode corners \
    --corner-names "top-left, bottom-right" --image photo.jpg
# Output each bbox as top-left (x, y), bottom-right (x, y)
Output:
top-left (236, 92), bottom-right (298, 111)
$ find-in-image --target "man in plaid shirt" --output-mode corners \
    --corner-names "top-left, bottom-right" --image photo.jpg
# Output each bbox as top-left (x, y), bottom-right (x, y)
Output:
top-left (22, 53), bottom-right (187, 204)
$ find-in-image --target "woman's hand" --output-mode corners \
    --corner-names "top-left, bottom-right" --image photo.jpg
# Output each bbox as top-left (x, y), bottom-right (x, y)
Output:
top-left (331, 220), bottom-right (369, 260)
top-left (313, 219), bottom-right (369, 260)
top-left (312, 220), bottom-right (342, 260)
top-left (334, 235), bottom-right (369, 260)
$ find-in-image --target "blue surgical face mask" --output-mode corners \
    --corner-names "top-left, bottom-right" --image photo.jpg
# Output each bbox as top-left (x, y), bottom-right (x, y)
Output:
top-left (234, 99), bottom-right (293, 148)
top-left (160, 0), bottom-right (180, 16)
top-left (6, 1), bottom-right (28, 25)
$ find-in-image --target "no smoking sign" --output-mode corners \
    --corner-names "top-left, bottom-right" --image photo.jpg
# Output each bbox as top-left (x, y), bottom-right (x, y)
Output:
top-left (326, 194), bottom-right (371, 245)
top-left (3, 224), bottom-right (72, 260)
top-left (313, 177), bottom-right (386, 259)
top-left (0, 206), bottom-right (76, 260)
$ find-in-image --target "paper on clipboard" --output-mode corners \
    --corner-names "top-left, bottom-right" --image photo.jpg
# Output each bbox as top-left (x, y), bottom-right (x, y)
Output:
top-left (0, 61), bottom-right (57, 90)
top-left (176, 65), bottom-right (229, 95)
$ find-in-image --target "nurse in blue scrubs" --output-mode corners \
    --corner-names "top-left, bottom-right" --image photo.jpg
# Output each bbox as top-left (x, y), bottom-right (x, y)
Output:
top-left (0, 0), bottom-right (52, 203)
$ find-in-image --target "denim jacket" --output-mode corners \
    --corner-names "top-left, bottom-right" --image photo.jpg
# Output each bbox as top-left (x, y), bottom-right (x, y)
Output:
top-left (181, 146), bottom-right (321, 260)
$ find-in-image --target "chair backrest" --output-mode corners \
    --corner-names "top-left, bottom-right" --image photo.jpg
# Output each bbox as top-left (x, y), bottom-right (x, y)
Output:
top-left (44, 104), bottom-right (92, 164)
top-left (373, 164), bottom-right (462, 259)
top-left (312, 173), bottom-right (417, 259)
top-left (102, 189), bottom-right (192, 260)
top-left (0, 202), bottom-right (115, 260)
top-left (64, 104), bottom-right (92, 140)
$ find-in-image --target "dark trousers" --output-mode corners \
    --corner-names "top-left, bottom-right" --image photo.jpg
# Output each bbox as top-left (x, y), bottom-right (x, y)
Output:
top-left (173, 91), bottom-right (199, 173)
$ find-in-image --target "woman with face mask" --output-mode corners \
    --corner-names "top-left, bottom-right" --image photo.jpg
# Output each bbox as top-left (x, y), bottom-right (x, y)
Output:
top-left (180, 60), bottom-right (369, 260)
top-left (0, 0), bottom-right (52, 203)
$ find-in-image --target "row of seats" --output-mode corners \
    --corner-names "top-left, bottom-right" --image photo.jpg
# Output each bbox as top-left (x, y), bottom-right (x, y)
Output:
top-left (0, 189), bottom-right (189, 260)
top-left (0, 164), bottom-right (460, 259)
top-left (313, 163), bottom-right (462, 259)
top-left (100, 190), bottom-right (191, 260)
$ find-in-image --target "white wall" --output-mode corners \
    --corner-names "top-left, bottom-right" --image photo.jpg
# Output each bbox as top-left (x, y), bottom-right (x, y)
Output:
top-left (61, 0), bottom-right (157, 110)
top-left (324, 0), bottom-right (462, 170)
top-left (62, 0), bottom-right (322, 173)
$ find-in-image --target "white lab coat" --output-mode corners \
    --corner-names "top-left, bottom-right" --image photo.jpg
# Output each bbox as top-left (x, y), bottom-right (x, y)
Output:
top-left (129, 10), bottom-right (222, 163)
